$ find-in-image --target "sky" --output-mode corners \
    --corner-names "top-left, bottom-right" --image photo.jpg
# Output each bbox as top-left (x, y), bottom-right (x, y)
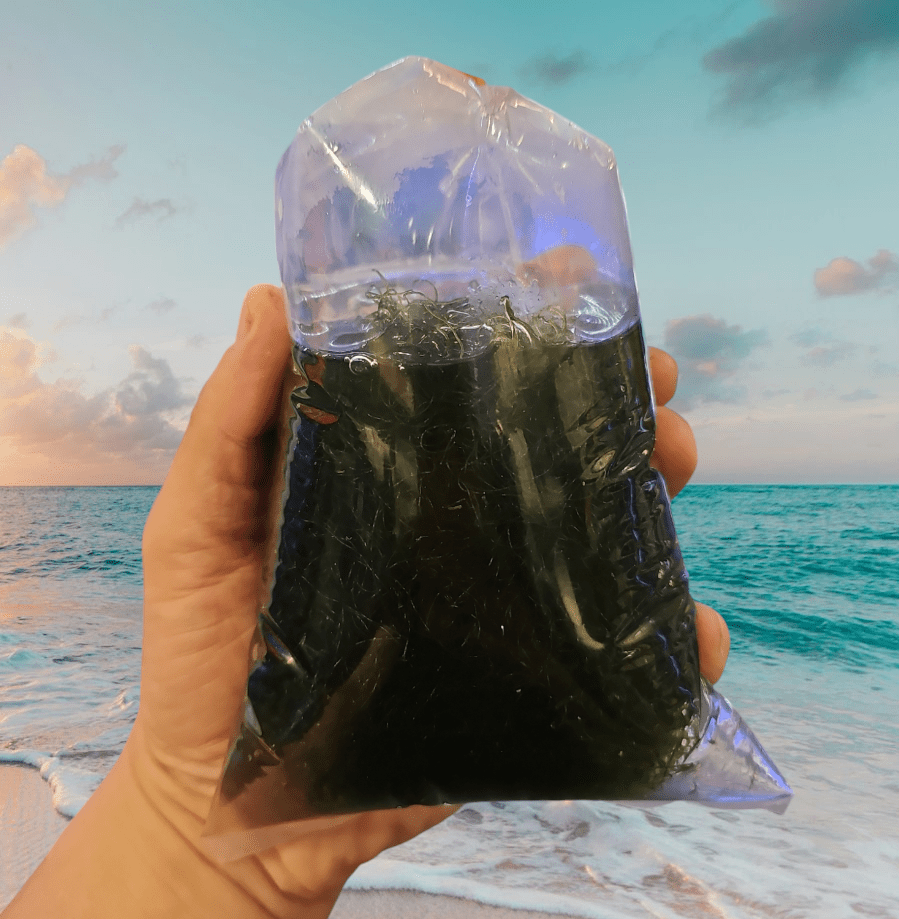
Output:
top-left (1, 0), bottom-right (897, 485)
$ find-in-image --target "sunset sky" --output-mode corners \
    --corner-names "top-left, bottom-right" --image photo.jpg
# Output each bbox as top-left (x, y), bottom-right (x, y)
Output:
top-left (2, 0), bottom-right (898, 485)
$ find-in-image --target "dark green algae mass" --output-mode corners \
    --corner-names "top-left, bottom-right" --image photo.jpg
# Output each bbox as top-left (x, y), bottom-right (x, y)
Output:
top-left (222, 324), bottom-right (700, 816)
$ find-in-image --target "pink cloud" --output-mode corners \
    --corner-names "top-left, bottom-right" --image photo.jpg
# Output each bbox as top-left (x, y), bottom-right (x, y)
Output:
top-left (0, 144), bottom-right (124, 247)
top-left (814, 249), bottom-right (898, 297)
top-left (0, 328), bottom-right (190, 485)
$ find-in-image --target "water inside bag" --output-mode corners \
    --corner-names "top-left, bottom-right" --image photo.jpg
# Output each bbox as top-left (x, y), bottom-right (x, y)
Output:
top-left (204, 58), bottom-right (791, 853)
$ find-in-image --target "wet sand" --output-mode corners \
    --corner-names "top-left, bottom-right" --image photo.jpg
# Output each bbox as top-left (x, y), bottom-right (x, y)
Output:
top-left (0, 765), bottom-right (568, 916)
top-left (0, 765), bottom-right (69, 910)
top-left (334, 890), bottom-right (579, 917)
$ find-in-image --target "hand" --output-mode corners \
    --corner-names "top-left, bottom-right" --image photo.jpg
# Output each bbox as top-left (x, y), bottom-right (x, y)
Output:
top-left (137, 285), bottom-right (457, 916)
top-left (649, 345), bottom-right (730, 683)
top-left (648, 346), bottom-right (696, 499)
top-left (7, 286), bottom-right (442, 919)
top-left (139, 286), bottom-right (729, 900)
top-left (7, 285), bottom-right (729, 919)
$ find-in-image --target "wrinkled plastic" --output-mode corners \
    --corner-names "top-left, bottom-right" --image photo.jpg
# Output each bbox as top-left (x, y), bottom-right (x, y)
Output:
top-left (649, 679), bottom-right (791, 812)
top-left (203, 58), bottom-right (791, 859)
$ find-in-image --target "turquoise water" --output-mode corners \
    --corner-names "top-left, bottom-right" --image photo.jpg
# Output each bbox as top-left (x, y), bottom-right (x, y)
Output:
top-left (675, 485), bottom-right (899, 667)
top-left (1, 484), bottom-right (897, 917)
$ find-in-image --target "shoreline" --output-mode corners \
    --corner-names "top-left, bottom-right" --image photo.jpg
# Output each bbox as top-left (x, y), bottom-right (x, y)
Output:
top-left (0, 764), bottom-right (70, 909)
top-left (0, 764), bottom-right (574, 917)
top-left (333, 890), bottom-right (581, 918)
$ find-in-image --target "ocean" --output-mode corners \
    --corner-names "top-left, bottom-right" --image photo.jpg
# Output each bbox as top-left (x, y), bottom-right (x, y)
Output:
top-left (1, 484), bottom-right (897, 917)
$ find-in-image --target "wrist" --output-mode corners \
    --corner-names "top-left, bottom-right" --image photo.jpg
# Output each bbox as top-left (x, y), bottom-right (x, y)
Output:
top-left (120, 726), bottom-right (346, 918)
top-left (5, 727), bottom-right (342, 919)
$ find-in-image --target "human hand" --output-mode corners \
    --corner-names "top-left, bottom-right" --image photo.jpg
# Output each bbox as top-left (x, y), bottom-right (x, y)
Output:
top-left (649, 345), bottom-right (730, 683)
top-left (6, 285), bottom-right (730, 919)
top-left (134, 284), bottom-right (457, 917)
top-left (7, 286), bottom-right (441, 919)
top-left (648, 346), bottom-right (696, 499)
top-left (137, 287), bottom-right (730, 906)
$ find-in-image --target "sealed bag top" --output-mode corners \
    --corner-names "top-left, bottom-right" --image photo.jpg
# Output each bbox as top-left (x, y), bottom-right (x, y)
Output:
top-left (275, 56), bottom-right (639, 357)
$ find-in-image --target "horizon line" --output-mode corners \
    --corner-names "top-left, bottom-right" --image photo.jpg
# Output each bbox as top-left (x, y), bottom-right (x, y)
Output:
top-left (1, 481), bottom-right (896, 489)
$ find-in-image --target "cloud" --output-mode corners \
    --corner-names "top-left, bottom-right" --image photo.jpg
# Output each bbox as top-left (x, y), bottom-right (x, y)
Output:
top-left (0, 144), bottom-right (124, 247)
top-left (664, 314), bottom-right (767, 408)
top-left (146, 297), bottom-right (176, 315)
top-left (518, 8), bottom-right (742, 87)
top-left (4, 312), bottom-right (29, 329)
top-left (840, 388), bottom-right (877, 401)
top-left (99, 304), bottom-right (121, 322)
top-left (687, 399), bottom-right (897, 483)
top-left (605, 6), bottom-right (744, 79)
top-left (52, 303), bottom-right (124, 333)
top-left (791, 326), bottom-right (862, 366)
top-left (116, 197), bottom-right (179, 226)
top-left (1, 146), bottom-right (70, 246)
top-left (0, 329), bottom-right (190, 470)
top-left (52, 314), bottom-right (91, 333)
top-left (115, 346), bottom-right (191, 417)
top-left (0, 329), bottom-right (44, 400)
top-left (872, 358), bottom-right (899, 377)
top-left (814, 248), bottom-right (899, 296)
top-left (800, 341), bottom-right (856, 366)
top-left (789, 327), bottom-right (826, 348)
top-left (703, 0), bottom-right (899, 117)
top-left (520, 50), bottom-right (593, 86)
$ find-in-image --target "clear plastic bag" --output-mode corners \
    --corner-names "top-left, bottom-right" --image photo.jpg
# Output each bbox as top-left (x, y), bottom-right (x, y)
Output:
top-left (203, 58), bottom-right (791, 860)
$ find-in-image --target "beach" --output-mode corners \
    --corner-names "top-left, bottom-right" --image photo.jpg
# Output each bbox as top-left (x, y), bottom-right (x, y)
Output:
top-left (0, 763), bottom-right (576, 917)
top-left (333, 892), bottom-right (580, 918)
top-left (0, 765), bottom-right (69, 908)
top-left (2, 485), bottom-right (899, 917)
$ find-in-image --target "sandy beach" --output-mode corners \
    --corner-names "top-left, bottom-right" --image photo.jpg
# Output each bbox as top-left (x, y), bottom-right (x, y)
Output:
top-left (0, 765), bottom-right (69, 910)
top-left (333, 891), bottom-right (580, 918)
top-left (0, 764), bottom-right (570, 916)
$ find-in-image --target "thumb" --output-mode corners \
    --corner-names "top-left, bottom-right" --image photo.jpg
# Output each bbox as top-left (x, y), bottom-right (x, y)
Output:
top-left (138, 285), bottom-right (293, 752)
top-left (142, 284), bottom-right (293, 604)
top-left (222, 284), bottom-right (295, 446)
top-left (180, 283), bottom-right (292, 484)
